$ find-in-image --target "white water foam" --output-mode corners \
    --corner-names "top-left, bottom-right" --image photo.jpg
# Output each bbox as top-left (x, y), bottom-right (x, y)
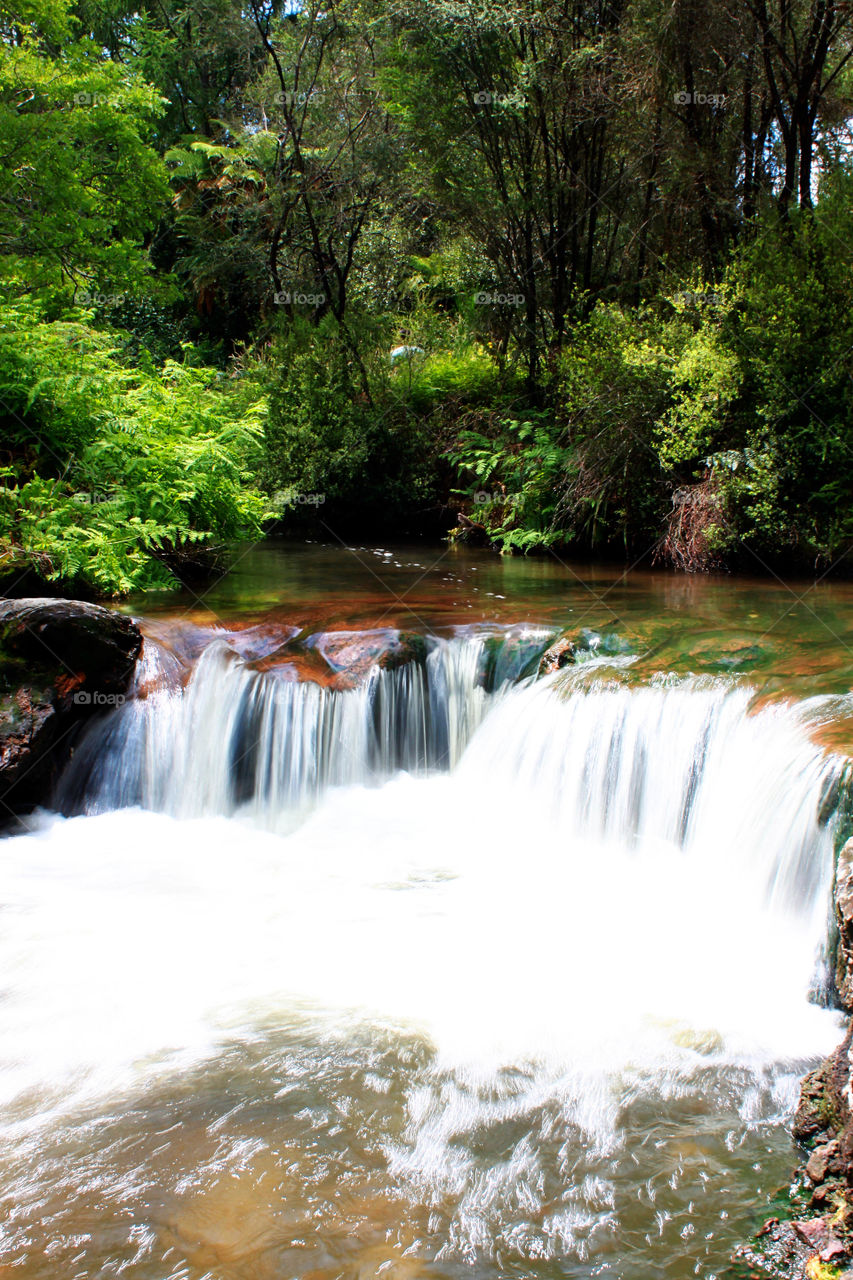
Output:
top-left (0, 668), bottom-right (843, 1124)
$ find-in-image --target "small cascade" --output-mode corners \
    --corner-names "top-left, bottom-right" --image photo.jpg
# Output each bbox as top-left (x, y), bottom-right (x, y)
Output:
top-left (56, 624), bottom-right (846, 943)
top-left (56, 629), bottom-right (537, 820)
top-left (458, 671), bottom-right (843, 930)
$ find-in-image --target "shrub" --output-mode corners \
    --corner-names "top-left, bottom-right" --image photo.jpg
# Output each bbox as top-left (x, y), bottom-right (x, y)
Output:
top-left (0, 304), bottom-right (266, 594)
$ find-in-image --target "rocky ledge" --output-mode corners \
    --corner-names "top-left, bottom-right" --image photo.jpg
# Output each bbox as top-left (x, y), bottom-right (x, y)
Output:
top-left (0, 598), bottom-right (141, 820)
top-left (734, 836), bottom-right (853, 1279)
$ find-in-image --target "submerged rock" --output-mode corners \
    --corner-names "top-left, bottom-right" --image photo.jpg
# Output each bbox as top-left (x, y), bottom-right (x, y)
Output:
top-left (477, 625), bottom-right (553, 689)
top-left (303, 629), bottom-right (427, 689)
top-left (537, 628), bottom-right (632, 677)
top-left (0, 598), bottom-right (141, 819)
top-left (220, 623), bottom-right (300, 664)
top-left (538, 635), bottom-right (577, 675)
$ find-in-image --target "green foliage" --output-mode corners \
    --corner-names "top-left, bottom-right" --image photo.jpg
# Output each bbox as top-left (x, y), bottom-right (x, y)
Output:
top-left (717, 185), bottom-right (853, 560)
top-left (450, 413), bottom-right (564, 552)
top-left (0, 0), bottom-right (168, 300)
top-left (552, 307), bottom-right (677, 549)
top-left (450, 307), bottom-right (679, 554)
top-left (655, 287), bottom-right (741, 469)
top-left (406, 348), bottom-right (512, 411)
top-left (4, 0), bottom-right (853, 582)
top-left (263, 317), bottom-right (440, 530)
top-left (449, 185), bottom-right (853, 569)
top-left (0, 305), bottom-right (266, 593)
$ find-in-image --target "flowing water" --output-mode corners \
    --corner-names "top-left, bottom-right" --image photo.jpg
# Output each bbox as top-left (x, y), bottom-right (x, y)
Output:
top-left (3, 540), bottom-right (853, 1280)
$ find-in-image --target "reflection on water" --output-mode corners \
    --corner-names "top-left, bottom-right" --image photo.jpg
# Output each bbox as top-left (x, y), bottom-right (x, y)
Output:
top-left (122, 538), bottom-right (853, 706)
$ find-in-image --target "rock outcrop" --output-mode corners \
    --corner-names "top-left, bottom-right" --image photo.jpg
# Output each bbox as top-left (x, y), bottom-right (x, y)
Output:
top-left (538, 635), bottom-right (577, 675)
top-left (536, 628), bottom-right (634, 678)
top-left (732, 1029), bottom-right (853, 1276)
top-left (303, 628), bottom-right (427, 688)
top-left (0, 598), bottom-right (142, 819)
top-left (836, 838), bottom-right (853, 1011)
top-left (735, 837), bottom-right (853, 1277)
top-left (246, 627), bottom-right (427, 690)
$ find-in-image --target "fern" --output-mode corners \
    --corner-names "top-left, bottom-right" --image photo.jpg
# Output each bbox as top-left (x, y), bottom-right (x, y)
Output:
top-left (0, 304), bottom-right (267, 594)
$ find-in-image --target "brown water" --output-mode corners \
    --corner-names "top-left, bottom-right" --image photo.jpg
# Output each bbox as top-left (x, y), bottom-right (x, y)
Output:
top-left (125, 538), bottom-right (853, 700)
top-left (1, 539), bottom-right (851, 1280)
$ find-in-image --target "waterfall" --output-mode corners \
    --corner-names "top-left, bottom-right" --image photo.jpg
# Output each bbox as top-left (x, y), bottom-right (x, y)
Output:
top-left (3, 617), bottom-right (848, 1278)
top-left (56, 628), bottom-right (844, 949)
top-left (459, 671), bottom-right (841, 927)
top-left (56, 630), bottom-right (542, 819)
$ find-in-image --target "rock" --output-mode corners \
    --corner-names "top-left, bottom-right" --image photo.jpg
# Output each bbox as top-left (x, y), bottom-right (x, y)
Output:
top-left (0, 598), bottom-right (140, 673)
top-left (0, 598), bottom-right (141, 818)
top-left (249, 628), bottom-right (428, 690)
top-left (806, 1151), bottom-right (827, 1183)
top-left (537, 628), bottom-right (634, 678)
top-left (794, 1040), bottom-right (848, 1145)
top-left (453, 514), bottom-right (491, 547)
top-left (538, 635), bottom-right (577, 676)
top-left (222, 623), bottom-right (300, 663)
top-left (768, 1027), bottom-right (853, 1276)
top-left (303, 629), bottom-right (426, 689)
top-left (794, 1218), bottom-right (830, 1249)
top-left (476, 626), bottom-right (552, 689)
top-left (837, 838), bottom-right (853, 1011)
top-left (734, 1218), bottom-right (817, 1276)
top-left (807, 1142), bottom-right (840, 1185)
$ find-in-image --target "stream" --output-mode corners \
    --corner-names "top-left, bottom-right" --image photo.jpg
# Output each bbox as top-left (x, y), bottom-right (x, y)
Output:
top-left (1, 540), bottom-right (851, 1280)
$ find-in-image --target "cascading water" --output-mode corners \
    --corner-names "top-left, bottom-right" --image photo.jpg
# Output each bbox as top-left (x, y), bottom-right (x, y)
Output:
top-left (56, 630), bottom-right (532, 819)
top-left (0, 614), bottom-right (848, 1280)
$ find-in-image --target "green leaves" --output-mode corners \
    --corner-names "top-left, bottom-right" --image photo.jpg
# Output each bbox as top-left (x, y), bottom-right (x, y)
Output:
top-left (0, 15), bottom-right (169, 301)
top-left (0, 304), bottom-right (266, 593)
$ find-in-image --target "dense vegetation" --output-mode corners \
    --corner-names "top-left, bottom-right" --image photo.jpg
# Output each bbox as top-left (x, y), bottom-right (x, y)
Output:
top-left (2, 0), bottom-right (853, 593)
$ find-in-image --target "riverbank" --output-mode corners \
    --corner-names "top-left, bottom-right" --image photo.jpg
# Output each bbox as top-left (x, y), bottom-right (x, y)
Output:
top-left (731, 1033), bottom-right (853, 1279)
top-left (729, 838), bottom-right (853, 1280)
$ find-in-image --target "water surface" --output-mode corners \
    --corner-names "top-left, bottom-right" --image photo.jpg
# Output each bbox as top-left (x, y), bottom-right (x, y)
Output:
top-left (2, 540), bottom-right (851, 1280)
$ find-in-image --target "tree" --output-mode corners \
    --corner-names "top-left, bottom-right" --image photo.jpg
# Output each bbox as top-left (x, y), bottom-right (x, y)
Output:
top-left (0, 0), bottom-right (168, 299)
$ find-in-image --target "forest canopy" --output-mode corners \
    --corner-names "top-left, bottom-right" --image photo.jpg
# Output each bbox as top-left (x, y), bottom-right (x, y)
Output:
top-left (2, 0), bottom-right (853, 592)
